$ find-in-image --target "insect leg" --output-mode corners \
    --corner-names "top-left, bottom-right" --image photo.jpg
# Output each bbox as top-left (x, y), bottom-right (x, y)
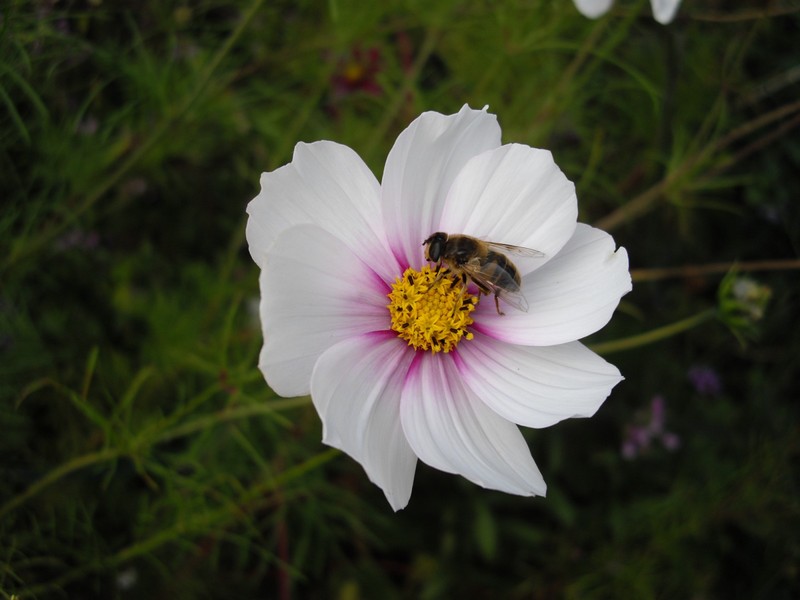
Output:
top-left (424, 262), bottom-right (450, 293)
top-left (494, 294), bottom-right (505, 316)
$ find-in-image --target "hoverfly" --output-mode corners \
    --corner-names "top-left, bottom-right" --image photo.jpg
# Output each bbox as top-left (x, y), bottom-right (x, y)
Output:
top-left (422, 232), bottom-right (544, 315)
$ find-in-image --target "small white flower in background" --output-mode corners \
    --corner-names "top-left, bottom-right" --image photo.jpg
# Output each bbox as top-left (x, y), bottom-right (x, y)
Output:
top-left (115, 567), bottom-right (138, 590)
top-left (573, 0), bottom-right (682, 24)
top-left (246, 105), bottom-right (631, 511)
top-left (718, 272), bottom-right (772, 343)
top-left (731, 278), bottom-right (771, 321)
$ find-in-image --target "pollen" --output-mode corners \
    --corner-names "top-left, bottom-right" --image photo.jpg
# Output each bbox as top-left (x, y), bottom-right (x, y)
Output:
top-left (387, 266), bottom-right (478, 353)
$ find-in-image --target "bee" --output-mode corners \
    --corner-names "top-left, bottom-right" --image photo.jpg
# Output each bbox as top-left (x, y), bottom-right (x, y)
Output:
top-left (422, 232), bottom-right (544, 315)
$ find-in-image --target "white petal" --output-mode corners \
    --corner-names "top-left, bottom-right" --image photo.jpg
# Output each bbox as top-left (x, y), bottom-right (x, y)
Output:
top-left (650, 0), bottom-right (681, 24)
top-left (246, 141), bottom-right (398, 280)
top-left (439, 144), bottom-right (577, 275)
top-left (381, 105), bottom-right (501, 268)
top-left (456, 335), bottom-right (623, 429)
top-left (311, 332), bottom-right (418, 511)
top-left (400, 354), bottom-right (546, 497)
top-left (476, 224), bottom-right (631, 346)
top-left (259, 224), bottom-right (390, 397)
top-left (573, 0), bottom-right (614, 19)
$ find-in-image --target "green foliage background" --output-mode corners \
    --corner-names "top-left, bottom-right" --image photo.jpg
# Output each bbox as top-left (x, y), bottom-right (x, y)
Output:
top-left (2, 0), bottom-right (799, 598)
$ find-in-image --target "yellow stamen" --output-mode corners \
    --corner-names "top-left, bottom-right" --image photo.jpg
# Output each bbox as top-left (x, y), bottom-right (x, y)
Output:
top-left (387, 266), bottom-right (478, 353)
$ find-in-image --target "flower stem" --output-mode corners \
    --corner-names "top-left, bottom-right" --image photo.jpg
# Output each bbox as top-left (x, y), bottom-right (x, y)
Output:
top-left (20, 448), bottom-right (339, 597)
top-left (0, 397), bottom-right (311, 519)
top-left (0, 448), bottom-right (120, 519)
top-left (3, 0), bottom-right (267, 271)
top-left (589, 309), bottom-right (717, 355)
top-left (631, 258), bottom-right (800, 282)
top-left (155, 397), bottom-right (312, 444)
top-left (594, 99), bottom-right (800, 232)
top-left (692, 5), bottom-right (800, 21)
top-left (362, 25), bottom-right (440, 161)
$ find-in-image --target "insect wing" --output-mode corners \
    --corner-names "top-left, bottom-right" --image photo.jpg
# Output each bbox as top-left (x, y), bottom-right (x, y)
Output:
top-left (461, 260), bottom-right (530, 313)
top-left (494, 286), bottom-right (529, 312)
top-left (485, 241), bottom-right (545, 258)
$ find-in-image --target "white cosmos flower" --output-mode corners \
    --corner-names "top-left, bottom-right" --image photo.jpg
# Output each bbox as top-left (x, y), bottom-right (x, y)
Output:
top-left (246, 105), bottom-right (631, 511)
top-left (573, 0), bottom-right (681, 24)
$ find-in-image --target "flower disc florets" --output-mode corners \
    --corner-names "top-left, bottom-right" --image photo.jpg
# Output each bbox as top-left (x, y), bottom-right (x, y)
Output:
top-left (387, 266), bottom-right (477, 353)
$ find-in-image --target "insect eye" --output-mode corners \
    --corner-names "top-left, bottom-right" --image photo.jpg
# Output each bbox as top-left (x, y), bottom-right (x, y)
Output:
top-left (428, 240), bottom-right (442, 261)
top-left (423, 232), bottom-right (447, 262)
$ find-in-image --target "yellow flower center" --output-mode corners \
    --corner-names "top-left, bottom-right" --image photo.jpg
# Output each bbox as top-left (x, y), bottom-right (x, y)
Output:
top-left (387, 266), bottom-right (478, 353)
top-left (343, 63), bottom-right (366, 83)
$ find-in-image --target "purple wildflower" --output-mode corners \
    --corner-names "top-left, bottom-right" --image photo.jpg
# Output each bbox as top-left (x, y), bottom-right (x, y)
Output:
top-left (688, 365), bottom-right (722, 395)
top-left (621, 395), bottom-right (681, 460)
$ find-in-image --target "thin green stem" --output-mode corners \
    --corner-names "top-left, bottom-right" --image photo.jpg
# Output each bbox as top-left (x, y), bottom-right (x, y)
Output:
top-left (155, 397), bottom-right (311, 444)
top-left (589, 309), bottom-right (717, 355)
top-left (268, 74), bottom-right (336, 171)
top-left (595, 99), bottom-right (800, 232)
top-left (631, 258), bottom-right (800, 283)
top-left (3, 0), bottom-right (267, 271)
top-left (0, 448), bottom-right (120, 520)
top-left (362, 25), bottom-right (440, 161)
top-left (530, 19), bottom-right (609, 131)
top-left (0, 397), bottom-right (311, 520)
top-left (21, 449), bottom-right (339, 597)
top-left (700, 111), bottom-right (800, 183)
top-left (691, 5), bottom-right (800, 22)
